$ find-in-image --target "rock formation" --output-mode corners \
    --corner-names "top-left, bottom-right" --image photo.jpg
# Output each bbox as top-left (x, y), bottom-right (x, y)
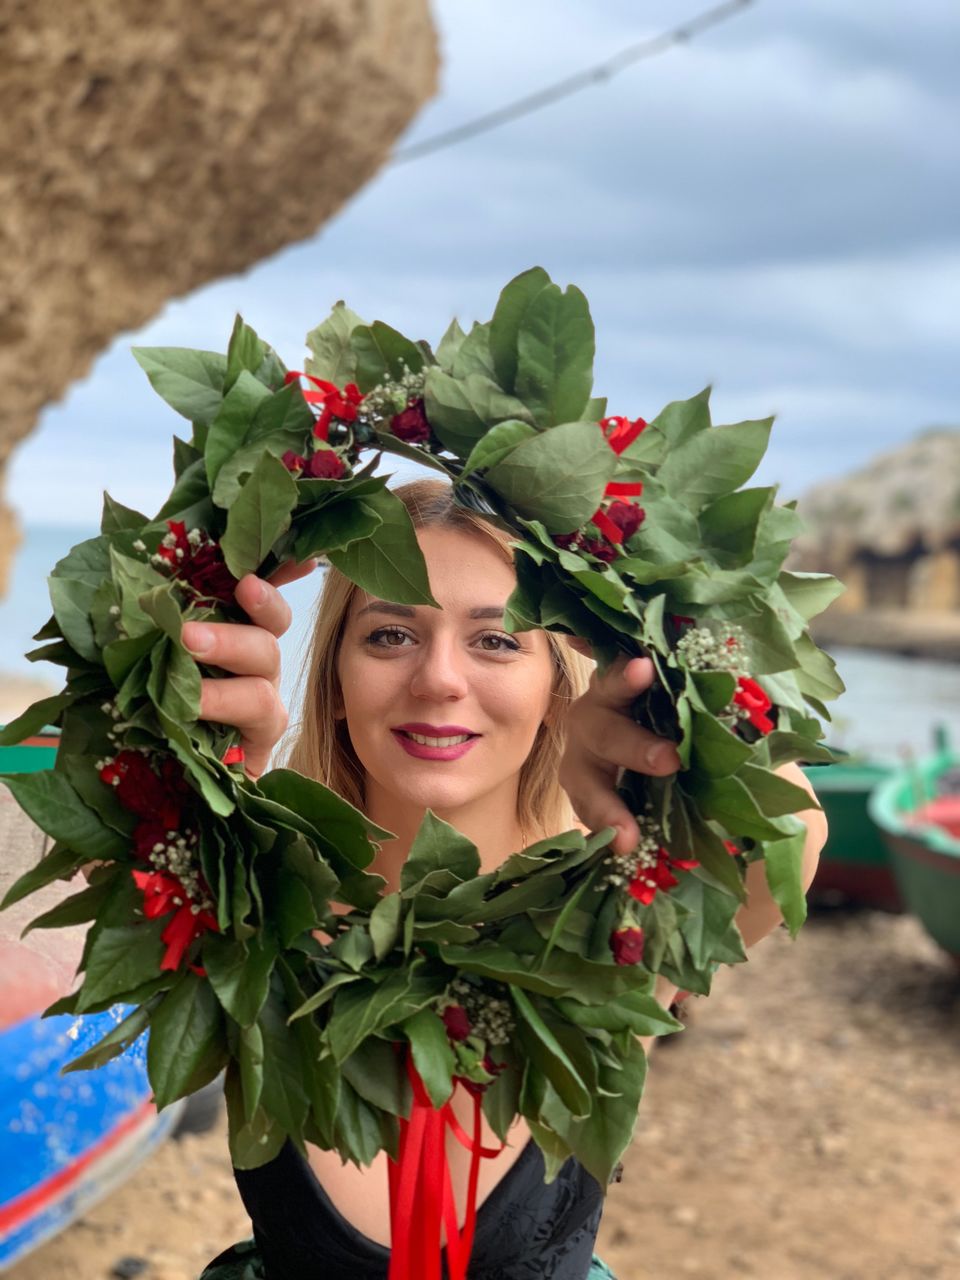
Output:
top-left (790, 428), bottom-right (960, 658)
top-left (0, 0), bottom-right (438, 593)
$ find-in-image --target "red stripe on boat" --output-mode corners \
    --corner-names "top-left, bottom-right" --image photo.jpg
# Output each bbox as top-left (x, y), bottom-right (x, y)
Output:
top-left (0, 1097), bottom-right (157, 1234)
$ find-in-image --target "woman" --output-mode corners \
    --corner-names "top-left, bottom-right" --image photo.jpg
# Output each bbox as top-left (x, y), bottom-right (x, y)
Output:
top-left (194, 477), bottom-right (827, 1280)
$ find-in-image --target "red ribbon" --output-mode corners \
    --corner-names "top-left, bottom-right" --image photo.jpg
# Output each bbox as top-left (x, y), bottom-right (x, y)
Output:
top-left (222, 745), bottom-right (245, 766)
top-left (589, 415), bottom-right (648, 544)
top-left (387, 1053), bottom-right (503, 1280)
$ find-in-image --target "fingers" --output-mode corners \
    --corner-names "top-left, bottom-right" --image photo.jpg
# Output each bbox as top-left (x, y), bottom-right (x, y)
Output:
top-left (589, 654), bottom-right (659, 711)
top-left (559, 754), bottom-right (641, 857)
top-left (197, 675), bottom-right (289, 781)
top-left (233, 574), bottom-right (297, 639)
top-left (182, 620), bottom-right (281, 682)
top-left (267, 557), bottom-right (319, 590)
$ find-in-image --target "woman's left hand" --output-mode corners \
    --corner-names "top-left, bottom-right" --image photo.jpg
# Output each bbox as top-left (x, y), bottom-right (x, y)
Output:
top-left (559, 649), bottom-right (681, 857)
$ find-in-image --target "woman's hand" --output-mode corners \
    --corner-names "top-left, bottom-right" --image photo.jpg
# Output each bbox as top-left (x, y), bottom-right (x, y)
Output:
top-left (560, 647), bottom-right (681, 857)
top-left (181, 559), bottom-right (318, 781)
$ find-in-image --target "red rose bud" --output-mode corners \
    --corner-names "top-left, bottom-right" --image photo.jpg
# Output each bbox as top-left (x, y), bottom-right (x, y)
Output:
top-left (605, 500), bottom-right (645, 540)
top-left (581, 537), bottom-right (618, 564)
top-left (734, 676), bottom-right (775, 735)
top-left (551, 531), bottom-right (581, 550)
top-left (389, 399), bottom-right (431, 444)
top-left (442, 1004), bottom-right (472, 1042)
top-left (303, 449), bottom-right (346, 480)
top-left (282, 451), bottom-right (307, 473)
top-left (610, 926), bottom-right (645, 966)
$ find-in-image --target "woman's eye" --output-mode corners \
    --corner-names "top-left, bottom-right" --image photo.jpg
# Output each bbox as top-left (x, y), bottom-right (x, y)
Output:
top-left (478, 632), bottom-right (521, 653)
top-left (367, 627), bottom-right (411, 647)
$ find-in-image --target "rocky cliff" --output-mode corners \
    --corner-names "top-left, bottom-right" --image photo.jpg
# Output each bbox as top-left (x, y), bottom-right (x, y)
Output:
top-left (0, 0), bottom-right (438, 592)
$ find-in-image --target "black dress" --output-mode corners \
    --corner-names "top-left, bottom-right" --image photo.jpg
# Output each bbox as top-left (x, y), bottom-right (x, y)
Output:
top-left (225, 1135), bottom-right (608, 1280)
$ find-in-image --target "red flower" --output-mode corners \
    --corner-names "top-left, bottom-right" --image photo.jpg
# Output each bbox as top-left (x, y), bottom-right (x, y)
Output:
top-left (551, 531), bottom-right (581, 550)
top-left (99, 751), bottom-right (188, 830)
top-left (442, 1004), bottom-right (472, 1042)
top-left (603, 500), bottom-right (646, 540)
top-left (303, 449), bottom-right (346, 480)
top-left (282, 451), bottom-right (307, 473)
top-left (610, 926), bottom-right (645, 966)
top-left (627, 846), bottom-right (700, 906)
top-left (155, 521), bottom-right (238, 606)
top-left (389, 399), bottom-right (431, 444)
top-left (581, 537), bottom-right (618, 563)
top-left (733, 677), bottom-right (775, 735)
top-left (132, 869), bottom-right (218, 971)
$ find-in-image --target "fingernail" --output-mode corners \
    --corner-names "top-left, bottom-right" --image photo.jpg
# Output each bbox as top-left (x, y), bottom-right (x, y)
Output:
top-left (646, 744), bottom-right (671, 770)
top-left (182, 622), bottom-right (213, 656)
top-left (253, 580), bottom-right (268, 605)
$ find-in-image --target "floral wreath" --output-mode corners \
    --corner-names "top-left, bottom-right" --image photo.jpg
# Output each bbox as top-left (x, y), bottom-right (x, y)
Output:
top-left (0, 268), bottom-right (842, 1278)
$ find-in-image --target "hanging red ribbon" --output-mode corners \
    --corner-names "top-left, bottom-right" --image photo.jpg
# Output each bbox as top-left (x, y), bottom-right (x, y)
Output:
top-left (588, 415), bottom-right (648, 543)
top-left (387, 1052), bottom-right (503, 1280)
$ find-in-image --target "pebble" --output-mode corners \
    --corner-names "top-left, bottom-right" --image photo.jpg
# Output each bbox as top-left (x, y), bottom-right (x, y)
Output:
top-left (110, 1259), bottom-right (149, 1279)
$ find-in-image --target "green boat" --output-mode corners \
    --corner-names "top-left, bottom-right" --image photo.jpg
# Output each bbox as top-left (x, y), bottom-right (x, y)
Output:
top-left (802, 754), bottom-right (903, 912)
top-left (867, 725), bottom-right (960, 965)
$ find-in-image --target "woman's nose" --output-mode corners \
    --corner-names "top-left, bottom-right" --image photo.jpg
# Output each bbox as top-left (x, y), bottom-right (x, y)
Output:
top-left (407, 634), bottom-right (470, 701)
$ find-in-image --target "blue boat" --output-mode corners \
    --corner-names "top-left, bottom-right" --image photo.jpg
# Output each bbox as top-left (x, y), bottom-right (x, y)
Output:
top-left (0, 729), bottom-right (182, 1269)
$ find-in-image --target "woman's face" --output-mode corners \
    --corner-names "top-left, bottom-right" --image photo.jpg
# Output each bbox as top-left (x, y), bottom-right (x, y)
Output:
top-left (334, 525), bottom-right (556, 827)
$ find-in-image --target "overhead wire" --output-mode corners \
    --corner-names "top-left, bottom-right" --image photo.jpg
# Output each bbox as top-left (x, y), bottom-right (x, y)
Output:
top-left (389, 0), bottom-right (756, 166)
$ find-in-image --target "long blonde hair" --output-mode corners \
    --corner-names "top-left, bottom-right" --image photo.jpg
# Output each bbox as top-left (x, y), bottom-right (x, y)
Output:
top-left (282, 477), bottom-right (595, 840)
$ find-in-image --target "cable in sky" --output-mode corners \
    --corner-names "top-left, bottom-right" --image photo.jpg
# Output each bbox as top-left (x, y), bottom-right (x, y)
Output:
top-left (389, 0), bottom-right (756, 166)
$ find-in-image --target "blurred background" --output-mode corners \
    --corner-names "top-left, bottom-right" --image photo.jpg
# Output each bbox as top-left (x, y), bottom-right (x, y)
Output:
top-left (1, 2), bottom-right (958, 1278)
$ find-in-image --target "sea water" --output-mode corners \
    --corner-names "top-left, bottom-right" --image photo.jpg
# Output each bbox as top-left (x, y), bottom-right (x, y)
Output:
top-left (1, 526), bottom-right (957, 762)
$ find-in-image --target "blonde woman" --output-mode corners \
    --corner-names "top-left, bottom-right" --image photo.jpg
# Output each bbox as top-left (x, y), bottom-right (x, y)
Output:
top-left (194, 478), bottom-right (826, 1280)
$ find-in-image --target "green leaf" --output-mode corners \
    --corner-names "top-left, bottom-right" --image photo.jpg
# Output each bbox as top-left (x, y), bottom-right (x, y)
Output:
top-left (400, 810), bottom-right (480, 893)
top-left (403, 1008), bottom-right (455, 1108)
top-left (62, 1002), bottom-right (154, 1074)
top-left (488, 266), bottom-right (552, 392)
top-left (305, 301), bottom-right (365, 385)
top-left (239, 1022), bottom-right (265, 1117)
top-left (671, 872), bottom-right (746, 969)
top-left (763, 731), bottom-right (836, 768)
top-left (257, 984), bottom-right (310, 1137)
top-left (101, 493), bottom-right (149, 536)
top-left (776, 571), bottom-right (845, 622)
top-left (462, 419), bottom-right (538, 476)
top-left (761, 816), bottom-right (809, 937)
top-left (342, 1037), bottom-right (406, 1114)
top-left (351, 320), bottom-right (424, 391)
top-left (435, 316), bottom-right (467, 374)
top-left (0, 842), bottom-right (91, 911)
top-left (0, 769), bottom-right (129, 859)
top-left (689, 709), bottom-right (754, 777)
top-left (203, 933), bottom-right (277, 1027)
top-left (147, 637), bottom-right (202, 725)
top-left (555, 990), bottom-right (681, 1038)
top-left (423, 368), bottom-right (533, 457)
top-left (451, 322), bottom-right (498, 381)
top-left (327, 487), bottom-right (438, 607)
top-left (695, 774), bottom-right (793, 842)
top-left (327, 970), bottom-right (417, 1063)
top-left (292, 496), bottom-right (383, 562)
top-left (512, 987), bottom-right (590, 1117)
top-left (369, 892), bottom-right (403, 961)
top-left (147, 975), bottom-right (228, 1110)
top-left (21, 877), bottom-right (114, 934)
top-left (0, 693), bottom-right (72, 746)
top-left (224, 315), bottom-right (267, 392)
top-left (698, 487), bottom-right (776, 567)
top-left (224, 1061), bottom-right (286, 1169)
top-left (220, 451), bottom-right (299, 580)
top-left (657, 419), bottom-right (774, 512)
top-left (485, 419), bottom-right (616, 532)
top-left (647, 389), bottom-right (712, 449)
top-left (205, 371), bottom-right (273, 489)
top-left (514, 283), bottom-right (595, 427)
top-left (132, 347), bottom-right (227, 427)
top-left (564, 1036), bottom-right (647, 1187)
top-left (736, 762), bottom-right (821, 818)
top-left (794, 633), bottom-right (845, 703)
top-left (78, 923), bottom-right (166, 1011)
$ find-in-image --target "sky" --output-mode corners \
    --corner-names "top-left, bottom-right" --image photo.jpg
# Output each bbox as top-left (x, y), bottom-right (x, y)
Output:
top-left (8, 0), bottom-right (959, 528)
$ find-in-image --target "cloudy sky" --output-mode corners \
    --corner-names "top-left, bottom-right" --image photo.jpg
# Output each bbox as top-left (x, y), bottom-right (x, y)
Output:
top-left (10, 0), bottom-right (959, 527)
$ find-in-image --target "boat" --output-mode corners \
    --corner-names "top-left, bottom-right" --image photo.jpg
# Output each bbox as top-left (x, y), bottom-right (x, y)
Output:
top-left (802, 753), bottom-right (903, 912)
top-left (0, 727), bottom-right (182, 1270)
top-left (867, 724), bottom-right (960, 966)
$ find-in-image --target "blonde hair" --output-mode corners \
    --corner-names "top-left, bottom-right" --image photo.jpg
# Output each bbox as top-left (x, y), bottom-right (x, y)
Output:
top-left (282, 477), bottom-right (595, 841)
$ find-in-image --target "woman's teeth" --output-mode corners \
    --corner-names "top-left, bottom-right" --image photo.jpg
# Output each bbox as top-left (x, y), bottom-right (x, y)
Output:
top-left (403, 732), bottom-right (473, 747)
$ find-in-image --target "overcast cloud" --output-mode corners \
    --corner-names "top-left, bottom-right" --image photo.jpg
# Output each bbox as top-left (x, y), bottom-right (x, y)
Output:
top-left (10, 0), bottom-right (958, 524)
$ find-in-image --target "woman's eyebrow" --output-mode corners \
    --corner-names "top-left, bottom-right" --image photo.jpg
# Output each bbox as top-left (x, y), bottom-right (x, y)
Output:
top-left (356, 601), bottom-right (506, 620)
